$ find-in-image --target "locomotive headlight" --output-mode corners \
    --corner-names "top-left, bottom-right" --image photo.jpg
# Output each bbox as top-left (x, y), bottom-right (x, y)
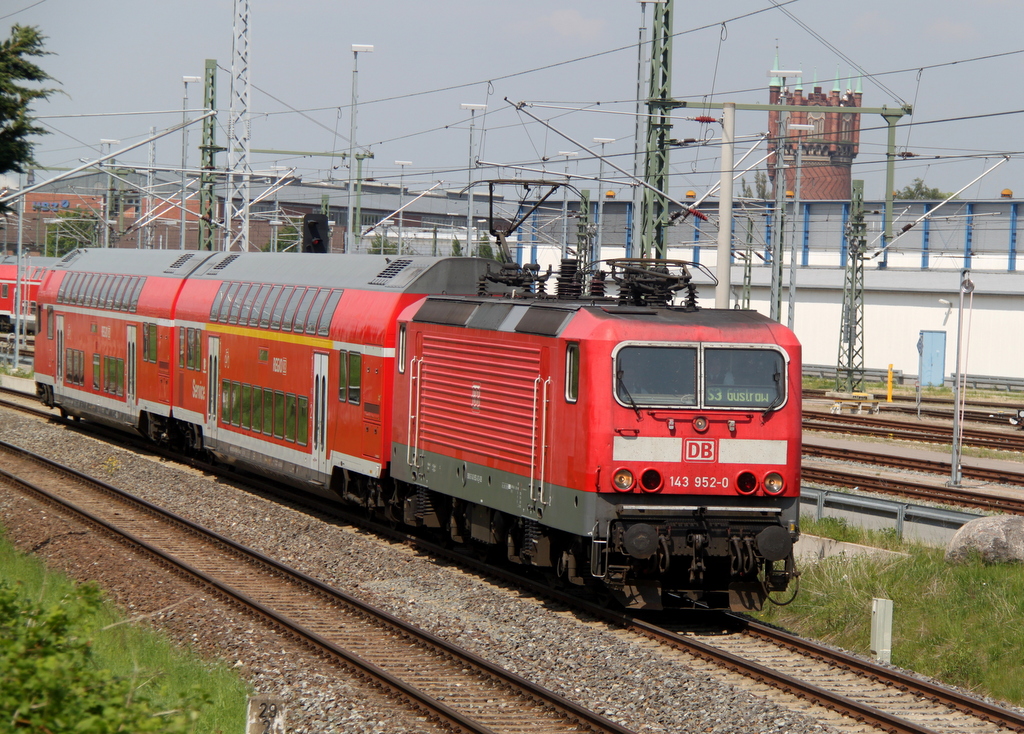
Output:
top-left (763, 472), bottom-right (785, 494)
top-left (692, 416), bottom-right (709, 432)
top-left (612, 468), bottom-right (635, 491)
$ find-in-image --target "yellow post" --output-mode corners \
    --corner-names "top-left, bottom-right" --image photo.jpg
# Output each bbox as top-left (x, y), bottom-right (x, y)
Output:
top-left (887, 364), bottom-right (894, 403)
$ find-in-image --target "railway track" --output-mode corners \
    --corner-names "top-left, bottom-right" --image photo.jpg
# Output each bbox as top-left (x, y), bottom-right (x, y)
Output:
top-left (5, 388), bottom-right (1024, 731)
top-left (804, 440), bottom-right (1024, 487)
top-left (394, 526), bottom-right (1024, 734)
top-left (803, 411), bottom-right (1024, 453)
top-left (0, 438), bottom-right (638, 734)
top-left (804, 388), bottom-right (1024, 427)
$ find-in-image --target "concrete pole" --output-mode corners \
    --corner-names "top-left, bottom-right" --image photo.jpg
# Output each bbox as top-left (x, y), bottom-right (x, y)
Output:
top-left (714, 103), bottom-right (734, 309)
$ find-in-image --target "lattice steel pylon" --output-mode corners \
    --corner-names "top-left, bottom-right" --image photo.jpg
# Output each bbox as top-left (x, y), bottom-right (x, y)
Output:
top-left (224, 0), bottom-right (251, 251)
top-left (198, 58), bottom-right (222, 251)
top-left (639, 0), bottom-right (673, 259)
top-left (836, 179), bottom-right (866, 392)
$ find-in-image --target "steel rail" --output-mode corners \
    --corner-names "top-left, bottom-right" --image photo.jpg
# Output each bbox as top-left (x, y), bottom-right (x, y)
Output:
top-left (801, 465), bottom-right (1024, 514)
top-left (0, 439), bottom-right (638, 734)
top-left (803, 441), bottom-right (1024, 488)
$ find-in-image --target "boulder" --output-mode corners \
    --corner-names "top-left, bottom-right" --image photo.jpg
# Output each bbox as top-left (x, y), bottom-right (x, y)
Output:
top-left (945, 515), bottom-right (1024, 564)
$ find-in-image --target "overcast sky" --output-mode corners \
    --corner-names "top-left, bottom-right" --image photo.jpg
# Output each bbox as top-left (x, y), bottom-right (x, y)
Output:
top-left (8, 0), bottom-right (1024, 203)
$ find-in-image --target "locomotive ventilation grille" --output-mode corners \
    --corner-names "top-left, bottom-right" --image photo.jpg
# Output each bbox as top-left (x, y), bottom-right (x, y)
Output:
top-left (211, 254), bottom-right (241, 271)
top-left (165, 253), bottom-right (197, 272)
top-left (369, 258), bottom-right (413, 285)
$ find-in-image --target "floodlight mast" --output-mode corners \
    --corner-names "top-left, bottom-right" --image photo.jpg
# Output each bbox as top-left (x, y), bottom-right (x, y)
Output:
top-left (461, 103), bottom-right (487, 256)
top-left (347, 44), bottom-right (374, 252)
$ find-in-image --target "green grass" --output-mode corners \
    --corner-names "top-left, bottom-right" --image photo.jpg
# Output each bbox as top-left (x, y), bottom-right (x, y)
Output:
top-left (757, 516), bottom-right (1024, 704)
top-left (0, 526), bottom-right (249, 733)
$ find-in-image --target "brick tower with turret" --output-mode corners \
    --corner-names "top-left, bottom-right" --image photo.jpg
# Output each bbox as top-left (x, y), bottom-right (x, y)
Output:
top-left (768, 64), bottom-right (862, 200)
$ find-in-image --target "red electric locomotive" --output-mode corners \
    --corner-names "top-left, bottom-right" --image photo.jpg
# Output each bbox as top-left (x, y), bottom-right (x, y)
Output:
top-left (34, 249), bottom-right (801, 612)
top-left (0, 255), bottom-right (54, 334)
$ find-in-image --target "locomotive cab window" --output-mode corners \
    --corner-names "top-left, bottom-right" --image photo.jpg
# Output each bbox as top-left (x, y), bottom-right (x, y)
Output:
top-left (703, 348), bottom-right (785, 409)
top-left (565, 342), bottom-right (579, 403)
top-left (615, 345), bottom-right (697, 407)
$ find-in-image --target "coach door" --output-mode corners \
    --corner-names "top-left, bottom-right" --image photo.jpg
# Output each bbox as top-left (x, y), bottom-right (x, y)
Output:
top-left (206, 336), bottom-right (220, 442)
top-left (126, 325), bottom-right (137, 408)
top-left (55, 314), bottom-right (64, 387)
top-left (312, 352), bottom-right (330, 478)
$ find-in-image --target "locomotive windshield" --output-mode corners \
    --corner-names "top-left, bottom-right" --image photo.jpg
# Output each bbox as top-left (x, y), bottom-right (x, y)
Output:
top-left (614, 345), bottom-right (786, 409)
top-left (615, 346), bottom-right (698, 406)
top-left (703, 348), bottom-right (785, 408)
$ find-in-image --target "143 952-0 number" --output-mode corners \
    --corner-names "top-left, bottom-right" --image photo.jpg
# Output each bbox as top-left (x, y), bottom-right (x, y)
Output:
top-left (669, 475), bottom-right (729, 489)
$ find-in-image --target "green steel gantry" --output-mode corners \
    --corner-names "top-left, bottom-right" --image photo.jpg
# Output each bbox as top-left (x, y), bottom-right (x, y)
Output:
top-left (639, 0), bottom-right (673, 259)
top-left (836, 179), bottom-right (867, 392)
top-left (199, 59), bottom-right (222, 251)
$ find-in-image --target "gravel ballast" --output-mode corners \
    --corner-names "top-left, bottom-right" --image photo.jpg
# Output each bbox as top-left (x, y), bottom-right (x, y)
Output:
top-left (0, 411), bottom-right (834, 733)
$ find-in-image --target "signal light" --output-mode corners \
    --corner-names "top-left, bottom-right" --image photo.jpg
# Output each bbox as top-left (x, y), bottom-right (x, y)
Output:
top-left (612, 468), bottom-right (635, 492)
top-left (737, 472), bottom-right (758, 494)
top-left (640, 469), bottom-right (663, 492)
top-left (302, 213), bottom-right (330, 253)
top-left (764, 472), bottom-right (785, 494)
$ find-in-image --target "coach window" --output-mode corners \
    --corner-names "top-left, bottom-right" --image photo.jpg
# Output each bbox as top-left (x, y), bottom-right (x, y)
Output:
top-left (96, 277), bottom-right (113, 309)
top-left (273, 391), bottom-right (286, 438)
top-left (703, 348), bottom-right (785, 409)
top-left (248, 284), bottom-right (272, 327)
top-left (178, 329), bottom-right (186, 368)
top-left (188, 328), bottom-right (200, 370)
top-left (221, 379), bottom-right (231, 423)
top-left (269, 286), bottom-right (295, 330)
top-left (238, 284), bottom-right (261, 325)
top-left (128, 277), bottom-right (145, 312)
top-left (259, 285), bottom-right (284, 328)
top-left (111, 276), bottom-right (130, 310)
top-left (338, 350), bottom-right (347, 400)
top-left (218, 282), bottom-right (242, 323)
top-left (92, 354), bottom-right (100, 390)
top-left (241, 384), bottom-right (252, 429)
top-left (47, 306), bottom-right (54, 339)
top-left (95, 276), bottom-right (113, 307)
top-left (228, 283), bottom-right (252, 325)
top-left (565, 342), bottom-right (579, 403)
top-left (210, 282), bottom-right (229, 321)
top-left (84, 275), bottom-right (102, 306)
top-left (142, 323), bottom-right (158, 363)
top-left (284, 393), bottom-right (297, 442)
top-left (347, 352), bottom-right (362, 405)
top-left (102, 276), bottom-right (120, 308)
top-left (316, 289), bottom-right (343, 336)
top-left (280, 287), bottom-right (306, 332)
top-left (1, 284), bottom-right (6, 300)
top-left (291, 288), bottom-right (318, 333)
top-left (263, 388), bottom-right (274, 434)
top-left (252, 387), bottom-right (263, 433)
top-left (303, 288), bottom-right (331, 334)
top-left (297, 396), bottom-right (309, 446)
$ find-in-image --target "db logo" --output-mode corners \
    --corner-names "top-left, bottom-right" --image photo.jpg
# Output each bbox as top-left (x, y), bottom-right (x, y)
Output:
top-left (684, 439), bottom-right (716, 462)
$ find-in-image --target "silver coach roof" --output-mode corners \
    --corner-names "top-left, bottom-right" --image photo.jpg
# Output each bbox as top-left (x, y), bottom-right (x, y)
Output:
top-left (50, 249), bottom-right (503, 294)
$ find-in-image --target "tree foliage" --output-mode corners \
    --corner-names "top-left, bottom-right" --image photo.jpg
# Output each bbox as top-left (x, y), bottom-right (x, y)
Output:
top-left (0, 579), bottom-right (204, 733)
top-left (895, 178), bottom-right (955, 200)
top-left (1, 25), bottom-right (57, 190)
top-left (45, 207), bottom-right (100, 255)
